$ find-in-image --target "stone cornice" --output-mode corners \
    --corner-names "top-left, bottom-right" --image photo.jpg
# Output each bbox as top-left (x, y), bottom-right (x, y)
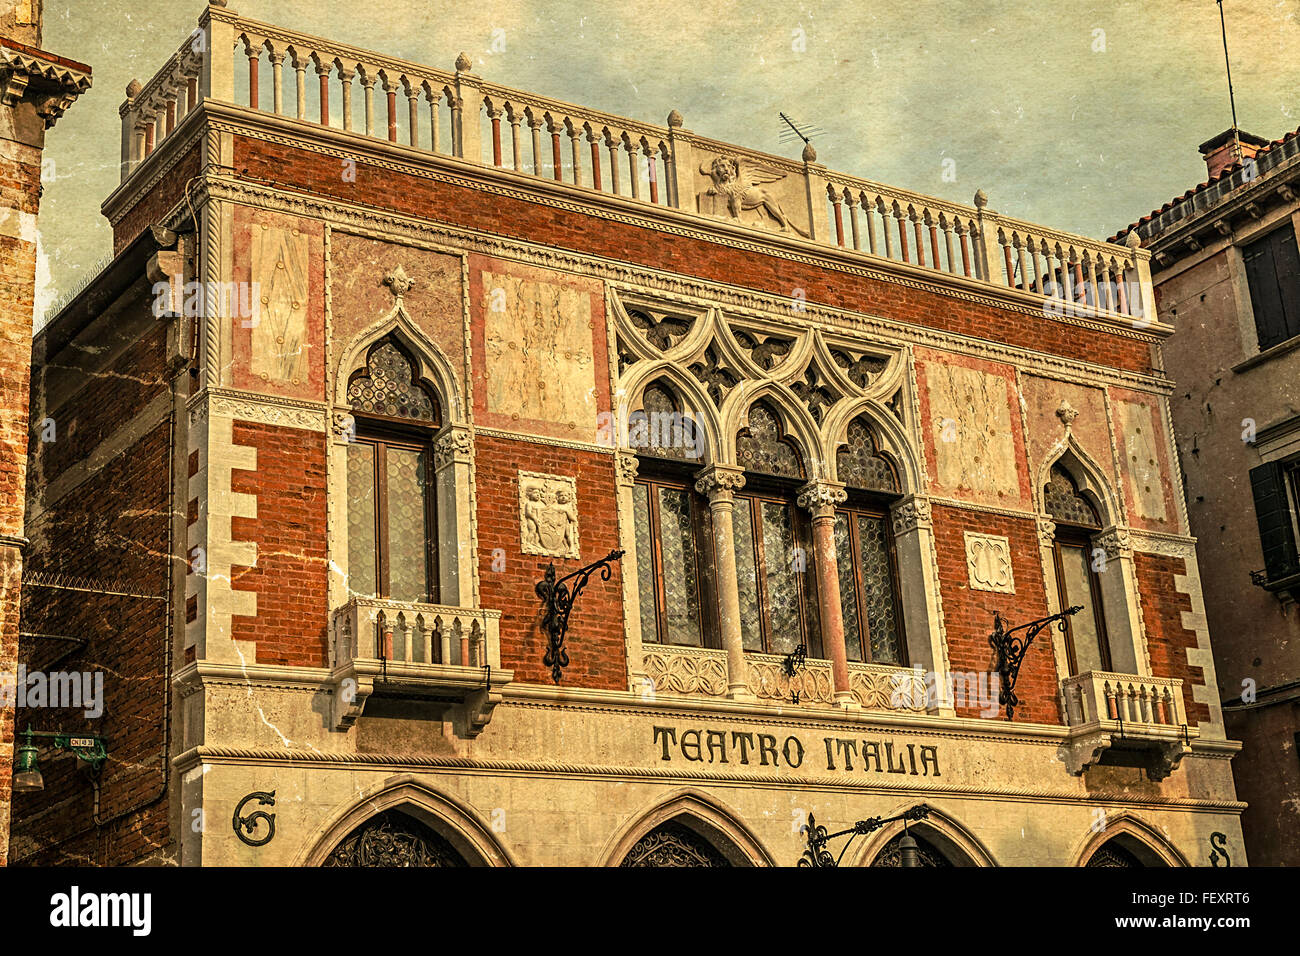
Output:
top-left (169, 743), bottom-right (1244, 812)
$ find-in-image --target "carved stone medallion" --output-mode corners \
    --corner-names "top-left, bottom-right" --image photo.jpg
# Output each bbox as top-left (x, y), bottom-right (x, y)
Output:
top-left (965, 531), bottom-right (1015, 593)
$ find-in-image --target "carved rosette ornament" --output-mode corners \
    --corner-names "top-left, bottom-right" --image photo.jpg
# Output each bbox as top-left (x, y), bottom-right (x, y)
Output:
top-left (694, 465), bottom-right (745, 502)
top-left (796, 480), bottom-right (847, 518)
top-left (434, 427), bottom-right (473, 468)
top-left (891, 496), bottom-right (932, 535)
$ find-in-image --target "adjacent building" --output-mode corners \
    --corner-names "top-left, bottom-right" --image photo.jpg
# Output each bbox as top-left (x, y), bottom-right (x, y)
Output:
top-left (9, 1), bottom-right (1242, 866)
top-left (1115, 125), bottom-right (1300, 866)
top-left (0, 0), bottom-right (90, 864)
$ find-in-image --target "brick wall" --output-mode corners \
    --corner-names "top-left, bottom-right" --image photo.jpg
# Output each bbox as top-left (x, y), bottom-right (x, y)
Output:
top-left (474, 433), bottom-right (626, 689)
top-left (221, 137), bottom-right (1155, 375)
top-left (1134, 552), bottom-right (1212, 727)
top-left (228, 421), bottom-right (330, 667)
top-left (930, 505), bottom-right (1059, 724)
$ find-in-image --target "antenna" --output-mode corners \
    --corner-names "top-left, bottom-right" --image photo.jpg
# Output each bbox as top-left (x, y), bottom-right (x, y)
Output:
top-left (778, 112), bottom-right (823, 146)
top-left (1217, 0), bottom-right (1242, 163)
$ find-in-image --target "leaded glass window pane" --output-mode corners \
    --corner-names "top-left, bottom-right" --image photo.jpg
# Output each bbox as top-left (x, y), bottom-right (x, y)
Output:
top-left (658, 486), bottom-right (703, 645)
top-left (737, 402), bottom-right (804, 479)
top-left (1059, 542), bottom-right (1105, 674)
top-left (347, 441), bottom-right (378, 598)
top-left (732, 497), bottom-right (763, 652)
top-left (348, 340), bottom-right (439, 423)
top-left (386, 446), bottom-right (432, 603)
top-left (629, 383), bottom-right (700, 461)
top-left (834, 513), bottom-right (864, 662)
top-left (838, 418), bottom-right (899, 493)
top-left (632, 483), bottom-right (659, 642)
top-left (1045, 464), bottom-right (1100, 527)
top-left (759, 500), bottom-right (802, 655)
top-left (857, 513), bottom-right (902, 664)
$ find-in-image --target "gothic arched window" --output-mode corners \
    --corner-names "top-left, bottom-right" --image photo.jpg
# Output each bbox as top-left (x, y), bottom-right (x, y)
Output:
top-left (619, 822), bottom-right (732, 867)
top-left (630, 382), bottom-right (714, 647)
top-left (733, 401), bottom-right (820, 658)
top-left (834, 417), bottom-right (905, 665)
top-left (323, 810), bottom-right (467, 867)
top-left (1045, 464), bottom-right (1110, 674)
top-left (870, 831), bottom-right (954, 867)
top-left (346, 337), bottom-right (442, 604)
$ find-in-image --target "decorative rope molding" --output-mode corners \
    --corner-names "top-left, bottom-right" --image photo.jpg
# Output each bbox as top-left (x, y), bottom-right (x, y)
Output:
top-left (169, 745), bottom-right (1246, 813)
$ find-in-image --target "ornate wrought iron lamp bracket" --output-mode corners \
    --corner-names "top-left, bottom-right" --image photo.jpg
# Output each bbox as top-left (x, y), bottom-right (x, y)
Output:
top-left (988, 605), bottom-right (1082, 720)
top-left (536, 549), bottom-right (623, 683)
top-left (800, 806), bottom-right (931, 867)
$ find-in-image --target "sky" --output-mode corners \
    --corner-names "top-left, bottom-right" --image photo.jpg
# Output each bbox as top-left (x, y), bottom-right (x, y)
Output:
top-left (32, 0), bottom-right (1300, 323)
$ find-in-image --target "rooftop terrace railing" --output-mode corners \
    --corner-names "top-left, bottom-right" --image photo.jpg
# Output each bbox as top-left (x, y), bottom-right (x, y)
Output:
top-left (118, 2), bottom-right (1157, 326)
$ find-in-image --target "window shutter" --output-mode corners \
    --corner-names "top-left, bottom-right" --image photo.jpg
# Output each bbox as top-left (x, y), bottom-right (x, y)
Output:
top-left (1244, 233), bottom-right (1290, 351)
top-left (1272, 227), bottom-right (1300, 343)
top-left (1249, 462), bottom-right (1300, 581)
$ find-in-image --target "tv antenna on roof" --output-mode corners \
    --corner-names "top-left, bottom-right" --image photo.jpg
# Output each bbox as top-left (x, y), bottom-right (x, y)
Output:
top-left (1217, 0), bottom-right (1243, 164)
top-left (779, 112), bottom-right (823, 147)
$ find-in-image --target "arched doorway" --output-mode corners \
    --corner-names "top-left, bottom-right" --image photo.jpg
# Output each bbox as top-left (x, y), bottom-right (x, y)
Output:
top-left (1084, 840), bottom-right (1148, 867)
top-left (870, 830), bottom-right (955, 867)
top-left (619, 821), bottom-right (733, 867)
top-left (322, 809), bottom-right (469, 867)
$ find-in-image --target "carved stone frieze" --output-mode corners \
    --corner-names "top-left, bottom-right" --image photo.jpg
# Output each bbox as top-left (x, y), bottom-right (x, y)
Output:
top-left (641, 649), bottom-right (728, 698)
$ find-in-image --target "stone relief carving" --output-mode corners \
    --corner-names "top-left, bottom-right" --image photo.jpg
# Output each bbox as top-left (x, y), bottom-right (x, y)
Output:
top-left (697, 155), bottom-right (809, 237)
top-left (891, 496), bottom-right (932, 535)
top-left (519, 471), bottom-right (580, 558)
top-left (434, 428), bottom-right (473, 468)
top-left (965, 532), bottom-right (1015, 594)
top-left (642, 650), bottom-right (728, 698)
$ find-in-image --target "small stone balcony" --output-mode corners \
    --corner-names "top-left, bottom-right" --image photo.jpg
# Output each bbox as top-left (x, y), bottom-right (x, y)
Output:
top-left (329, 597), bottom-right (512, 736)
top-left (1059, 671), bottom-right (1196, 781)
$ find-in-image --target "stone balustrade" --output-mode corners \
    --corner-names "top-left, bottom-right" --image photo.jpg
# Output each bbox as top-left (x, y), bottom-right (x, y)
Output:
top-left (1059, 670), bottom-right (1196, 780)
top-left (329, 596), bottom-right (509, 735)
top-left (119, 4), bottom-right (1157, 323)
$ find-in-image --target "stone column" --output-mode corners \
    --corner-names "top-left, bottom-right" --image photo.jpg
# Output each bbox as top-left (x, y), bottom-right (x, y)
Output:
top-left (797, 480), bottom-right (854, 707)
top-left (694, 464), bottom-right (752, 701)
top-left (613, 451), bottom-right (650, 691)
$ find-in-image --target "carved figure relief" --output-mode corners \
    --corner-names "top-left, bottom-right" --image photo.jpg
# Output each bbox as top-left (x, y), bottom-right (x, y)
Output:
top-left (250, 223), bottom-right (310, 385)
top-left (697, 155), bottom-right (809, 236)
top-left (519, 471), bottom-right (581, 558)
top-left (965, 532), bottom-right (1015, 593)
top-left (482, 271), bottom-right (596, 432)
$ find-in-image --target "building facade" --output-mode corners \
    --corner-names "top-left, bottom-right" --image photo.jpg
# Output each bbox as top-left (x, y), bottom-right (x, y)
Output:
top-left (0, 0), bottom-right (89, 864)
top-left (10, 2), bottom-right (1242, 866)
top-left (1117, 127), bottom-right (1300, 866)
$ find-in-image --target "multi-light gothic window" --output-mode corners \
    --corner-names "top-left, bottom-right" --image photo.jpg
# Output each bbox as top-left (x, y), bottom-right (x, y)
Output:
top-left (734, 401), bottom-right (820, 658)
top-left (834, 417), bottom-right (906, 665)
top-left (631, 383), bottom-right (715, 647)
top-left (1045, 464), bottom-right (1110, 674)
top-left (346, 337), bottom-right (442, 604)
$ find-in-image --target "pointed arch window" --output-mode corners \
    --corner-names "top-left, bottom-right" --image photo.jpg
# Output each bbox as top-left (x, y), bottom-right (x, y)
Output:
top-left (1045, 464), bottom-right (1110, 674)
top-left (733, 401), bottom-right (820, 657)
top-left (834, 417), bottom-right (906, 664)
top-left (630, 383), bottom-right (715, 646)
top-left (346, 337), bottom-right (442, 604)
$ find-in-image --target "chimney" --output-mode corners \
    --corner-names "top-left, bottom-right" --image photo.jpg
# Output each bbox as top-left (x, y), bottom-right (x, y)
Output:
top-left (1199, 128), bottom-right (1271, 180)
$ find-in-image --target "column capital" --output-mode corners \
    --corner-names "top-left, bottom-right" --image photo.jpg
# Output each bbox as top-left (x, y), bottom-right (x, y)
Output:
top-left (1097, 524), bottom-right (1132, 560)
top-left (434, 424), bottom-right (474, 469)
top-left (1036, 515), bottom-right (1057, 547)
top-left (694, 464), bottom-right (745, 500)
top-left (796, 479), bottom-right (847, 517)
top-left (614, 450), bottom-right (639, 487)
top-left (891, 495), bottom-right (932, 535)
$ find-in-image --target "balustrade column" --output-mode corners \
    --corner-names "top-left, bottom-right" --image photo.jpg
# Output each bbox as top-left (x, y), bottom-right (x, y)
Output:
top-left (268, 51), bottom-right (285, 114)
top-left (695, 465), bottom-right (753, 701)
top-left (798, 480), bottom-right (853, 706)
top-left (338, 68), bottom-right (355, 131)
